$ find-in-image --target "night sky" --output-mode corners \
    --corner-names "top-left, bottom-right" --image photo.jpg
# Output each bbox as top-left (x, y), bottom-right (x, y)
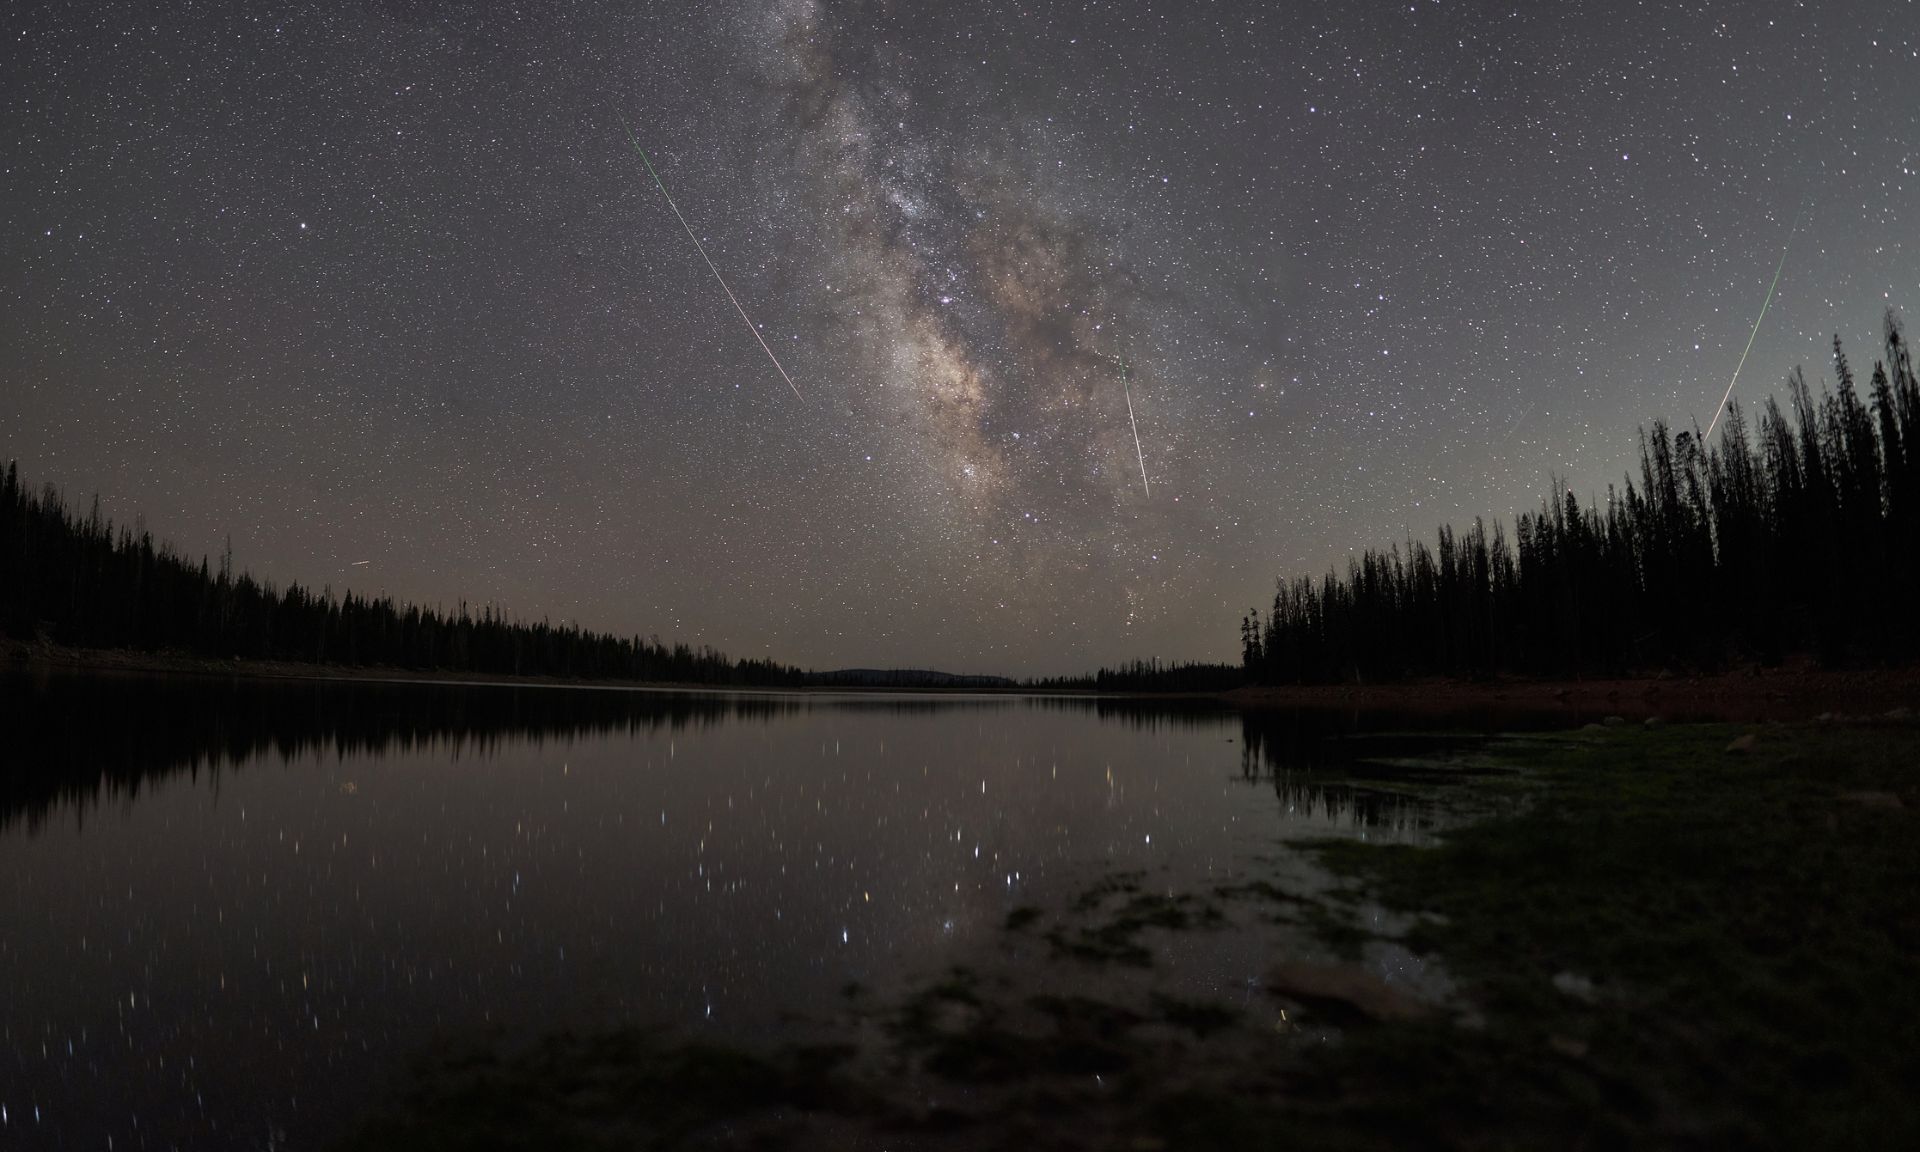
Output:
top-left (4, 1), bottom-right (1915, 675)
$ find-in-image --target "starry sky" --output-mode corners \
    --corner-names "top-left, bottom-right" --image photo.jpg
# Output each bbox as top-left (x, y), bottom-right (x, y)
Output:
top-left (3, 1), bottom-right (1915, 675)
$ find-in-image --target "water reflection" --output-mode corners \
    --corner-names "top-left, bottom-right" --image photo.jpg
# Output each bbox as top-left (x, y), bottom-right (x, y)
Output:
top-left (0, 673), bottom-right (1028, 832)
top-left (0, 672), bottom-right (1513, 1149)
top-left (0, 675), bottom-right (1502, 836)
top-left (1266, 775), bottom-right (1434, 843)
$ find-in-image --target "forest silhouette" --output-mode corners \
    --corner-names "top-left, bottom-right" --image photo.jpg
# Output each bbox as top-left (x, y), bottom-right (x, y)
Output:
top-left (6, 311), bottom-right (1916, 689)
top-left (1242, 311), bottom-right (1920, 683)
top-left (0, 465), bottom-right (808, 685)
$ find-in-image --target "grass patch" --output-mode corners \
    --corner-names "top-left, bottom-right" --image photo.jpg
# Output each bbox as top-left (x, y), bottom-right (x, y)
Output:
top-left (1289, 722), bottom-right (1920, 1148)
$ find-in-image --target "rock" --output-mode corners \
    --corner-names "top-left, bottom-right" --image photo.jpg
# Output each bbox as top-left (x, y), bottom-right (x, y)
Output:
top-left (1725, 733), bottom-right (1757, 754)
top-left (1884, 706), bottom-right (1913, 721)
top-left (1549, 1034), bottom-right (1590, 1059)
top-left (1551, 971), bottom-right (1597, 1002)
top-left (1816, 711), bottom-right (1836, 723)
top-left (1602, 715), bottom-right (1628, 728)
top-left (1264, 963), bottom-right (1431, 1022)
top-left (1643, 716), bottom-right (1665, 729)
top-left (1552, 687), bottom-right (1570, 699)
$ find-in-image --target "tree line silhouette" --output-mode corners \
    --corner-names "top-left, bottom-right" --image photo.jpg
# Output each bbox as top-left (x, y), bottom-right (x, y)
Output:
top-left (0, 468), bottom-right (808, 685)
top-left (1243, 310), bottom-right (1920, 683)
top-left (1027, 659), bottom-right (1245, 692)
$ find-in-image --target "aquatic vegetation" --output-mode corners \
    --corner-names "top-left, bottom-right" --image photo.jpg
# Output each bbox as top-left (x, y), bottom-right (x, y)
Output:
top-left (340, 721), bottom-right (1920, 1149)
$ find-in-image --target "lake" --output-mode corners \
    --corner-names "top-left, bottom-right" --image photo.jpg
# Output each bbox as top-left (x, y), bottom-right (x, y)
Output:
top-left (1, 671), bottom-right (1529, 1149)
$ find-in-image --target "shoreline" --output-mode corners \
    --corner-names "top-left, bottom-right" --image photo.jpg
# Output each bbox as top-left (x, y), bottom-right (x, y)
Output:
top-left (1224, 666), bottom-right (1920, 721)
top-left (3, 643), bottom-right (1096, 697)
top-left (11, 642), bottom-right (1920, 720)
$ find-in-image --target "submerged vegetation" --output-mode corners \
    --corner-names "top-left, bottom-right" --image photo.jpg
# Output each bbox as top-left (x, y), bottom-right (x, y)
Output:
top-left (1245, 312), bottom-right (1920, 683)
top-left (340, 718), bottom-right (1920, 1149)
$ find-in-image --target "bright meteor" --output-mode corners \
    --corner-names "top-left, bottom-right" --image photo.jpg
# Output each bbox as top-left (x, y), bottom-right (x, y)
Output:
top-left (1705, 212), bottom-right (1799, 441)
top-left (1115, 351), bottom-right (1151, 498)
top-left (616, 112), bottom-right (804, 403)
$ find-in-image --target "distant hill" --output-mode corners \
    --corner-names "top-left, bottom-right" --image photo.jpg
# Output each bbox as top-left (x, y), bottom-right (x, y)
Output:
top-left (806, 668), bottom-right (1018, 689)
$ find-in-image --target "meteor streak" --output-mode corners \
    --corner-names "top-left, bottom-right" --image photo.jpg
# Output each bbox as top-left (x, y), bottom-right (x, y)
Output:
top-left (1502, 401), bottom-right (1536, 443)
top-left (1705, 211), bottom-right (1800, 441)
top-left (1116, 351), bottom-right (1151, 498)
top-left (616, 112), bottom-right (804, 402)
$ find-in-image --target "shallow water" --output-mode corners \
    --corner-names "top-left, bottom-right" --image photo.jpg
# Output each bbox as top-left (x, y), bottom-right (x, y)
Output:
top-left (0, 672), bottom-right (1517, 1148)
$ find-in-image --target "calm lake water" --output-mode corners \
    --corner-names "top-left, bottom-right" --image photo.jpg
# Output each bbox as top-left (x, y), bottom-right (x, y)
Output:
top-left (0, 672), bottom-right (1525, 1149)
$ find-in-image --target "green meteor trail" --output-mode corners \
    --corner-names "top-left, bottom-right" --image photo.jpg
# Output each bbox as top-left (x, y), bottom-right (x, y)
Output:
top-left (617, 112), bottom-right (804, 402)
top-left (1705, 212), bottom-right (1799, 441)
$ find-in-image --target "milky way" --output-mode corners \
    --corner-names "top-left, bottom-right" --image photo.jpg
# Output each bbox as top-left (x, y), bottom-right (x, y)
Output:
top-left (2, 1), bottom-right (1914, 673)
top-left (742, 0), bottom-right (1169, 628)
